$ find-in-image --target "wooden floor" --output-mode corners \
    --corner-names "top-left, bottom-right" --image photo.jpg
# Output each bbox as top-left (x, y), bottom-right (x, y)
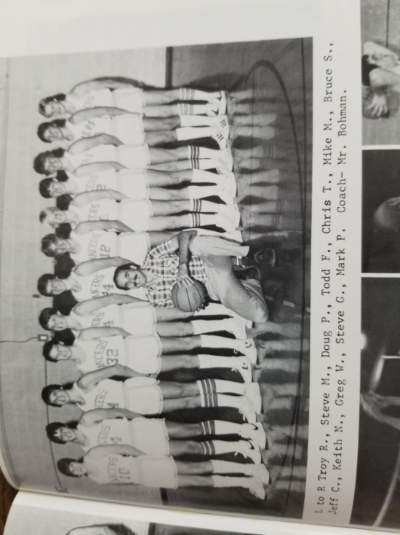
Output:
top-left (0, 471), bottom-right (16, 535)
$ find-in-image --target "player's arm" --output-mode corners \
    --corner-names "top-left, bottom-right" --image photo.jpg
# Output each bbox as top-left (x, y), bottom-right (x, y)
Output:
top-left (74, 256), bottom-right (131, 276)
top-left (177, 230), bottom-right (197, 277)
top-left (70, 78), bottom-right (136, 96)
top-left (68, 134), bottom-right (122, 154)
top-left (77, 364), bottom-right (134, 389)
top-left (75, 162), bottom-right (124, 175)
top-left (70, 107), bottom-right (133, 123)
top-left (77, 326), bottom-right (131, 340)
top-left (74, 220), bottom-right (132, 234)
top-left (88, 443), bottom-right (144, 457)
top-left (74, 294), bottom-right (140, 315)
top-left (80, 408), bottom-right (140, 425)
top-left (72, 190), bottom-right (127, 207)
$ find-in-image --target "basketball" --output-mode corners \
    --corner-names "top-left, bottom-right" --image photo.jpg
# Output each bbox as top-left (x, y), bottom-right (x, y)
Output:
top-left (171, 276), bottom-right (208, 312)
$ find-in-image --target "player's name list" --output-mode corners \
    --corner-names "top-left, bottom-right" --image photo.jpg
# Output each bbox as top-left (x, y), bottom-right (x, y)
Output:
top-left (305, 42), bottom-right (354, 524)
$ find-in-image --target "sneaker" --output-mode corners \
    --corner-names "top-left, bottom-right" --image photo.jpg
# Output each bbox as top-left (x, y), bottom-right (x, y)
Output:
top-left (207, 92), bottom-right (227, 116)
top-left (241, 423), bottom-right (267, 449)
top-left (247, 478), bottom-right (266, 500)
top-left (234, 356), bottom-right (252, 383)
top-left (216, 182), bottom-right (235, 205)
top-left (246, 383), bottom-right (262, 413)
top-left (249, 463), bottom-right (270, 485)
top-left (235, 440), bottom-right (262, 464)
top-left (238, 399), bottom-right (257, 424)
top-left (242, 339), bottom-right (258, 365)
top-left (216, 148), bottom-right (233, 173)
top-left (219, 204), bottom-right (241, 227)
top-left (221, 317), bottom-right (247, 339)
top-left (211, 117), bottom-right (230, 149)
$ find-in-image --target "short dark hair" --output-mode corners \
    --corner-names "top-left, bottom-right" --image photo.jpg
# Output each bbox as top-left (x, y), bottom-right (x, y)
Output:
top-left (38, 94), bottom-right (66, 116)
top-left (54, 328), bottom-right (76, 346)
top-left (33, 147), bottom-right (65, 175)
top-left (37, 273), bottom-right (55, 296)
top-left (46, 421), bottom-right (77, 444)
top-left (38, 307), bottom-right (57, 330)
top-left (41, 233), bottom-right (60, 257)
top-left (41, 382), bottom-right (73, 406)
top-left (56, 170), bottom-right (69, 182)
top-left (37, 119), bottom-right (67, 143)
top-left (54, 253), bottom-right (75, 278)
top-left (39, 178), bottom-right (55, 198)
top-left (42, 339), bottom-right (58, 362)
top-left (56, 194), bottom-right (73, 210)
top-left (57, 457), bottom-right (84, 477)
top-left (113, 262), bottom-right (140, 289)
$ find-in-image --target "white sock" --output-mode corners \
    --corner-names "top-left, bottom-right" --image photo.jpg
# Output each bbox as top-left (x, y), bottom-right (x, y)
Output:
top-left (176, 126), bottom-right (213, 141)
top-left (179, 115), bottom-right (218, 127)
top-left (199, 334), bottom-right (240, 350)
top-left (200, 440), bottom-right (244, 456)
top-left (190, 169), bottom-right (220, 183)
top-left (191, 319), bottom-right (229, 334)
top-left (185, 184), bottom-right (219, 199)
top-left (211, 460), bottom-right (253, 475)
top-left (189, 199), bottom-right (220, 213)
top-left (211, 475), bottom-right (253, 489)
top-left (178, 88), bottom-right (220, 102)
top-left (200, 420), bottom-right (245, 436)
top-left (198, 355), bottom-right (241, 370)
top-left (213, 379), bottom-right (246, 395)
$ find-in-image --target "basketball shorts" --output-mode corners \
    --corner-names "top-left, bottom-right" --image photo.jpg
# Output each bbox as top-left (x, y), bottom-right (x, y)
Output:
top-left (130, 417), bottom-right (170, 455)
top-left (125, 334), bottom-right (162, 374)
top-left (123, 302), bottom-right (157, 337)
top-left (114, 87), bottom-right (144, 113)
top-left (136, 456), bottom-right (178, 489)
top-left (121, 200), bottom-right (153, 231)
top-left (125, 376), bottom-right (163, 414)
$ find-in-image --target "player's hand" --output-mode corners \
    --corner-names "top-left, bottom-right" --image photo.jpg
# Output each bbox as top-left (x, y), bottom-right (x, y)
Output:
top-left (366, 93), bottom-right (388, 118)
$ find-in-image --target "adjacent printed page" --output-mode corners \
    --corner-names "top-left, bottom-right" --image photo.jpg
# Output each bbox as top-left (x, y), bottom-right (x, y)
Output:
top-left (0, 0), bottom-right (396, 531)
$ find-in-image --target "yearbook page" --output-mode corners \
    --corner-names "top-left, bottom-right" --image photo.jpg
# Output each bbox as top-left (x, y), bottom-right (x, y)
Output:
top-left (0, 0), bottom-right (397, 531)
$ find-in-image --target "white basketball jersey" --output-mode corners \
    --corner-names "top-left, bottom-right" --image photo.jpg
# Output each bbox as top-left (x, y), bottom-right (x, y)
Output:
top-left (69, 89), bottom-right (114, 110)
top-left (71, 267), bottom-right (147, 301)
top-left (73, 199), bottom-right (119, 222)
top-left (78, 418), bottom-right (132, 451)
top-left (85, 452), bottom-right (141, 484)
top-left (70, 230), bottom-right (118, 264)
top-left (73, 336), bottom-right (126, 374)
top-left (69, 169), bottom-right (148, 199)
top-left (70, 302), bottom-right (155, 335)
top-left (70, 230), bottom-right (149, 265)
top-left (73, 379), bottom-right (125, 411)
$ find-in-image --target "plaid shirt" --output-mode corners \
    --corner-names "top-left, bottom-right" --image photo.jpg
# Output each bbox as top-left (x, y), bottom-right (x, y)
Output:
top-left (143, 238), bottom-right (207, 308)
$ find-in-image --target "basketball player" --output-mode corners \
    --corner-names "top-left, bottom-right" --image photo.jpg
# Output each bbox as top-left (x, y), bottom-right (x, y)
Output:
top-left (57, 447), bottom-right (268, 499)
top-left (38, 168), bottom-right (236, 201)
top-left (41, 366), bottom-right (262, 420)
top-left (38, 297), bottom-right (249, 339)
top-left (39, 80), bottom-right (226, 118)
top-left (41, 330), bottom-right (253, 381)
top-left (37, 108), bottom-right (228, 147)
top-left (46, 411), bottom-right (263, 463)
top-left (37, 260), bottom-right (147, 307)
top-left (33, 135), bottom-right (232, 176)
top-left (38, 193), bottom-right (238, 233)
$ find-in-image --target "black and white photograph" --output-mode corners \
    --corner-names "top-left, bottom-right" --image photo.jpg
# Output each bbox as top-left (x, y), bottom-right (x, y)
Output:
top-left (351, 277), bottom-right (400, 529)
top-left (361, 0), bottom-right (400, 145)
top-left (362, 149), bottom-right (400, 273)
top-left (0, 37), bottom-right (312, 520)
top-left (3, 494), bottom-right (257, 535)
